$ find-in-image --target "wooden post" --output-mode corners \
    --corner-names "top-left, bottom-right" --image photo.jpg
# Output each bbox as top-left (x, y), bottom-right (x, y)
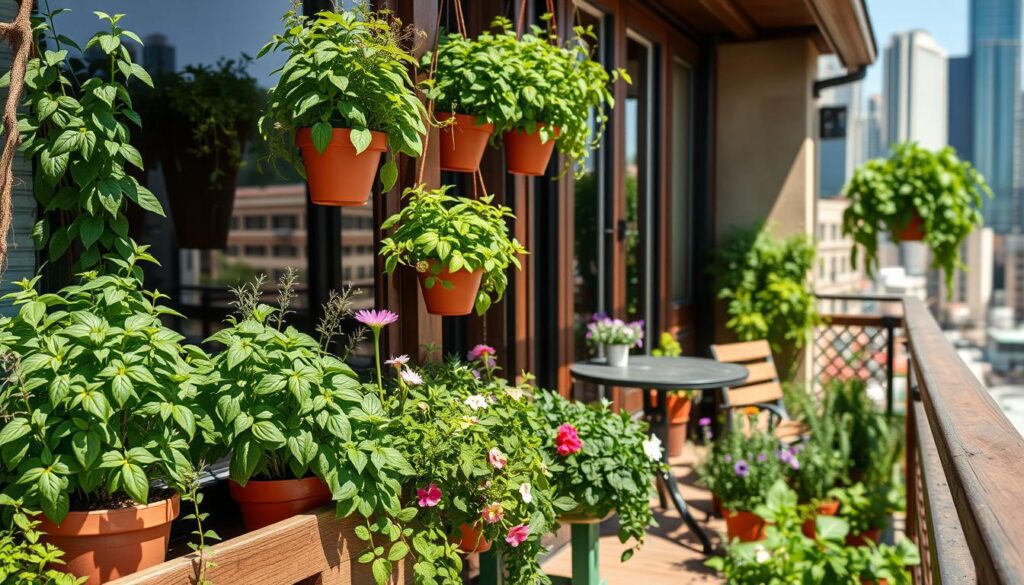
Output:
top-left (549, 523), bottom-right (605, 585)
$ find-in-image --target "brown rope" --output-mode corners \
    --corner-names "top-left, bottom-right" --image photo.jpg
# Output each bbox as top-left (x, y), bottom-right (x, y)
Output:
top-left (0, 0), bottom-right (33, 273)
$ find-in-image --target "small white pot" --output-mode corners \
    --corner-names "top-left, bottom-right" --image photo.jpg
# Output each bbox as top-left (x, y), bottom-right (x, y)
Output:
top-left (604, 344), bottom-right (631, 367)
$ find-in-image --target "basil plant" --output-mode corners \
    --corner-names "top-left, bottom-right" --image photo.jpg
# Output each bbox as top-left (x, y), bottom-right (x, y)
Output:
top-left (259, 5), bottom-right (426, 191)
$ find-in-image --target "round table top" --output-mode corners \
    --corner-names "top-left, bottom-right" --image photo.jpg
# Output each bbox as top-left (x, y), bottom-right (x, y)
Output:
top-left (569, 355), bottom-right (749, 390)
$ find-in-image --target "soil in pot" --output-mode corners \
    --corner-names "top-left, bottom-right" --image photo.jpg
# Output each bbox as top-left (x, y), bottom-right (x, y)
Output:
top-left (896, 213), bottom-right (925, 241)
top-left (801, 499), bottom-right (841, 538)
top-left (417, 262), bottom-right (484, 316)
top-left (722, 508), bottom-right (768, 542)
top-left (504, 125), bottom-right (560, 176)
top-left (438, 113), bottom-right (494, 173)
top-left (229, 477), bottom-right (332, 531)
top-left (454, 523), bottom-right (492, 554)
top-left (39, 494), bottom-right (181, 584)
top-left (296, 127), bottom-right (387, 206)
top-left (846, 527), bottom-right (883, 547)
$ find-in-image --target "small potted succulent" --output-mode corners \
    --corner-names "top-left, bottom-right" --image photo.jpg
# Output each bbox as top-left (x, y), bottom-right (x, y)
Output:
top-left (651, 332), bottom-right (697, 457)
top-left (533, 391), bottom-right (663, 561)
top-left (259, 6), bottom-right (425, 205)
top-left (586, 316), bottom-right (644, 367)
top-left (842, 142), bottom-right (989, 292)
top-left (379, 185), bottom-right (527, 316)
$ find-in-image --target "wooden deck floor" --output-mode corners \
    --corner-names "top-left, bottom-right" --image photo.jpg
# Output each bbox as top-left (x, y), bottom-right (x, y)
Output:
top-left (541, 447), bottom-right (725, 584)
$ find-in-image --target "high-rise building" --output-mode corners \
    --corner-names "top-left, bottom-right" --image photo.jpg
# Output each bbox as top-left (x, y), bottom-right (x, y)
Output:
top-left (948, 56), bottom-right (975, 161)
top-left (936, 227), bottom-right (995, 327)
top-left (817, 56), bottom-right (864, 197)
top-left (863, 93), bottom-right (884, 160)
top-left (883, 30), bottom-right (949, 150)
top-left (972, 0), bottom-right (1022, 233)
top-left (143, 33), bottom-right (176, 74)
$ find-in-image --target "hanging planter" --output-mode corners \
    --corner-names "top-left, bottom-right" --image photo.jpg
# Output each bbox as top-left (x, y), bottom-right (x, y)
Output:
top-left (504, 125), bottom-right (560, 176)
top-left (295, 127), bottom-right (388, 206)
top-left (260, 8), bottom-right (425, 206)
top-left (437, 113), bottom-right (494, 172)
top-left (896, 212), bottom-right (925, 241)
top-left (229, 477), bottom-right (333, 531)
top-left (39, 495), bottom-right (180, 583)
top-left (380, 185), bottom-right (527, 316)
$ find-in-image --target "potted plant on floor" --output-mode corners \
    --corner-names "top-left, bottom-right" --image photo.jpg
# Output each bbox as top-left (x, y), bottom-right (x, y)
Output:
top-left (140, 58), bottom-right (261, 249)
top-left (259, 5), bottom-right (426, 206)
top-left (586, 316), bottom-right (644, 367)
top-left (842, 142), bottom-right (989, 292)
top-left (379, 185), bottom-right (527, 316)
top-left (651, 332), bottom-right (697, 457)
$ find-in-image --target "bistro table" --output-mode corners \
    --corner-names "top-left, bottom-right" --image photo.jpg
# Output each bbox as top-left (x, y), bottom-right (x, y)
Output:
top-left (570, 355), bottom-right (749, 554)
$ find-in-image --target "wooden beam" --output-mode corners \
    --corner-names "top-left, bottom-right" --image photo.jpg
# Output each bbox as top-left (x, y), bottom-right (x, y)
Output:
top-left (697, 0), bottom-right (757, 39)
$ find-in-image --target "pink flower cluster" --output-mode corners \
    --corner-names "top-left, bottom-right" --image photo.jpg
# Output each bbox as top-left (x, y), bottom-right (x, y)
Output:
top-left (555, 424), bottom-right (583, 456)
top-left (417, 483), bottom-right (442, 508)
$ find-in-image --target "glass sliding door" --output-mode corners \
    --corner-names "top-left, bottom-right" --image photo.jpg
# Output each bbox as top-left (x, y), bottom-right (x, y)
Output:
top-left (669, 56), bottom-right (695, 351)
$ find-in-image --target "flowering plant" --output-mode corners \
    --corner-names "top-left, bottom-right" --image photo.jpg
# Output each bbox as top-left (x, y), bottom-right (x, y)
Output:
top-left (532, 391), bottom-right (663, 561)
top-left (696, 416), bottom-right (787, 512)
top-left (586, 316), bottom-right (644, 348)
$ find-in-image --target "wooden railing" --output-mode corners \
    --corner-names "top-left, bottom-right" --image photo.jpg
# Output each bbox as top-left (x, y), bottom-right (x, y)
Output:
top-left (816, 294), bottom-right (1024, 585)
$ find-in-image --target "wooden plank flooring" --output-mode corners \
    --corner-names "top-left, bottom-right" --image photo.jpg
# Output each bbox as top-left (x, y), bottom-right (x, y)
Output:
top-left (542, 447), bottom-right (725, 584)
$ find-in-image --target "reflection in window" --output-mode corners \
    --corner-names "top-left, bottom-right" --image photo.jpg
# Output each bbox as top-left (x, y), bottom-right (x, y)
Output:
top-left (625, 34), bottom-right (655, 344)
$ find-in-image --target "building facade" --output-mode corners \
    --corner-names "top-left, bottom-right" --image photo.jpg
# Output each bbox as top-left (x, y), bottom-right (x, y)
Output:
top-left (883, 30), bottom-right (949, 150)
top-left (817, 56), bottom-right (864, 198)
top-left (948, 55), bottom-right (975, 161)
top-left (816, 197), bottom-right (868, 294)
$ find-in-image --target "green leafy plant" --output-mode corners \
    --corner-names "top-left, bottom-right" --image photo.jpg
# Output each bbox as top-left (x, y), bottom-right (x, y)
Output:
top-left (784, 389), bottom-right (851, 503)
top-left (696, 414), bottom-right (787, 513)
top-left (258, 5), bottom-right (426, 191)
top-left (379, 185), bottom-right (527, 315)
top-left (9, 10), bottom-right (163, 269)
top-left (0, 248), bottom-right (207, 522)
top-left (830, 482), bottom-right (897, 537)
top-left (710, 227), bottom-right (822, 380)
top-left (0, 495), bottom-right (85, 585)
top-left (180, 465), bottom-right (219, 585)
top-left (842, 142), bottom-right (990, 291)
top-left (532, 390), bottom-right (663, 562)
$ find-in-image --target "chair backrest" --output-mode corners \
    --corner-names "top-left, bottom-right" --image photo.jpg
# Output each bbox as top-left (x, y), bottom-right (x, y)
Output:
top-left (709, 340), bottom-right (784, 407)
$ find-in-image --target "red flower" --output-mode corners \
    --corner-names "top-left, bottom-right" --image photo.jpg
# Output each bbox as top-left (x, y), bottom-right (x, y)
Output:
top-left (556, 423), bottom-right (583, 456)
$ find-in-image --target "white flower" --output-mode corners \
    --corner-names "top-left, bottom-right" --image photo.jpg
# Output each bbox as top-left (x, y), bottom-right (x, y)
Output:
top-left (642, 434), bottom-right (663, 462)
top-left (506, 386), bottom-right (526, 400)
top-left (400, 368), bottom-right (423, 386)
top-left (754, 544), bottom-right (771, 564)
top-left (866, 383), bottom-right (886, 405)
top-left (519, 483), bottom-right (533, 504)
top-left (464, 394), bottom-right (489, 410)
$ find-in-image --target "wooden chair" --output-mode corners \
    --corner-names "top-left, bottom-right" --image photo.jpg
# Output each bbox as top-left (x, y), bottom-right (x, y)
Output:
top-left (709, 340), bottom-right (806, 442)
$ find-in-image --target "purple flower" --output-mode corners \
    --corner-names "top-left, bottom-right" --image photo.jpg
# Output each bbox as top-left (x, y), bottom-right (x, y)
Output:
top-left (698, 417), bottom-right (712, 427)
top-left (354, 309), bottom-right (399, 330)
top-left (789, 457), bottom-right (800, 470)
top-left (723, 454), bottom-right (732, 463)
top-left (757, 452), bottom-right (768, 463)
top-left (733, 460), bottom-right (750, 478)
top-left (468, 344), bottom-right (496, 361)
top-left (385, 355), bottom-right (410, 366)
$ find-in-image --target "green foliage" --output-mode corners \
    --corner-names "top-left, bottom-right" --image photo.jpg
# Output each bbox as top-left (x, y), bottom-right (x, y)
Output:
top-left (785, 388), bottom-right (851, 503)
top-left (259, 5), bottom-right (425, 191)
top-left (379, 185), bottom-right (527, 315)
top-left (697, 415), bottom-right (787, 512)
top-left (830, 482), bottom-right (898, 537)
top-left (181, 466), bottom-right (219, 585)
top-left (11, 10), bottom-right (164, 268)
top-left (710, 227), bottom-right (821, 380)
top-left (706, 480), bottom-right (920, 584)
top-left (0, 249), bottom-right (206, 523)
top-left (842, 142), bottom-right (989, 292)
top-left (0, 495), bottom-right (85, 585)
top-left (532, 391), bottom-right (662, 562)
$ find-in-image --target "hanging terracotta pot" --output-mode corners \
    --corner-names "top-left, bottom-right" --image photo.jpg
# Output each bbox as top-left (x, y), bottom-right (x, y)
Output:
top-left (417, 261), bottom-right (484, 316)
top-left (504, 125), bottom-right (560, 176)
top-left (39, 494), bottom-right (180, 584)
top-left (453, 523), bottom-right (492, 554)
top-left (801, 499), bottom-right (841, 538)
top-left (229, 477), bottom-right (332, 531)
top-left (296, 127), bottom-right (387, 206)
top-left (722, 508), bottom-right (768, 542)
top-left (161, 122), bottom-right (249, 249)
top-left (896, 212), bottom-right (925, 241)
top-left (438, 113), bottom-right (494, 173)
top-left (846, 527), bottom-right (883, 547)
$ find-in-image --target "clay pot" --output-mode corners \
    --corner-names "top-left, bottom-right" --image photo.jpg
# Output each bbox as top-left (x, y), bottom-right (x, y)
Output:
top-left (896, 212), bottom-right (925, 241)
top-left (296, 127), bottom-right (387, 206)
top-left (666, 394), bottom-right (692, 457)
top-left (801, 499), bottom-right (841, 538)
top-left (504, 125), bottom-right (560, 176)
top-left (846, 527), bottom-right (883, 547)
top-left (40, 494), bottom-right (180, 584)
top-left (437, 113), bottom-right (494, 172)
top-left (416, 262), bottom-right (484, 316)
top-left (722, 508), bottom-right (768, 542)
top-left (454, 523), bottom-right (492, 554)
top-left (229, 477), bottom-right (332, 531)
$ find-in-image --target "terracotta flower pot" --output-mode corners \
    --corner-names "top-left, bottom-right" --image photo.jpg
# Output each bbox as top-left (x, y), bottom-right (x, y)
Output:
top-left (896, 212), bottom-right (925, 241)
top-left (295, 127), bottom-right (387, 206)
top-left (454, 523), bottom-right (492, 554)
top-left (722, 508), bottom-right (768, 542)
top-left (229, 477), bottom-right (332, 531)
top-left (711, 495), bottom-right (723, 518)
top-left (846, 527), bottom-right (883, 547)
top-left (39, 494), bottom-right (180, 584)
top-left (438, 112), bottom-right (494, 172)
top-left (801, 499), bottom-right (841, 538)
top-left (504, 125), bottom-right (560, 176)
top-left (416, 261), bottom-right (484, 316)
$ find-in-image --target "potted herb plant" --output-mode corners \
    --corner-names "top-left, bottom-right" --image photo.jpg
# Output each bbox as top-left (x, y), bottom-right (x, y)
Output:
top-left (586, 316), bottom-right (644, 367)
top-left (201, 272), bottom-right (412, 531)
top-left (651, 331), bottom-right (697, 457)
top-left (0, 496), bottom-right (84, 584)
top-left (259, 6), bottom-right (426, 205)
top-left (379, 185), bottom-right (527, 316)
top-left (842, 142), bottom-right (990, 291)
top-left (140, 59), bottom-right (261, 249)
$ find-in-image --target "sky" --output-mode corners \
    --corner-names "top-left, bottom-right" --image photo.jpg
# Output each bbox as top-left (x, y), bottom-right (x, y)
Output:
top-left (862, 0), bottom-right (971, 98)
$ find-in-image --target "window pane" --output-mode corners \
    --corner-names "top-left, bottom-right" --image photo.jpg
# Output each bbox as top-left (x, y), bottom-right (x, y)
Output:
top-left (670, 59), bottom-right (693, 302)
